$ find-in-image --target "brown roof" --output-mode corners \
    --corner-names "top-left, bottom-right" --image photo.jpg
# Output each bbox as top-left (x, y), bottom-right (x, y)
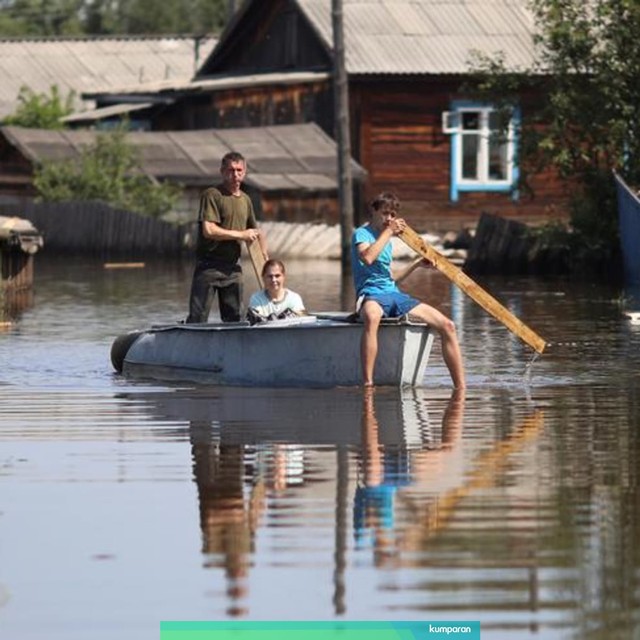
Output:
top-left (1, 123), bottom-right (366, 192)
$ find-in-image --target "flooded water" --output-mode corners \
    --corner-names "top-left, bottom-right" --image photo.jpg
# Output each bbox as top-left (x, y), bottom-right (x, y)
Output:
top-left (1, 255), bottom-right (639, 640)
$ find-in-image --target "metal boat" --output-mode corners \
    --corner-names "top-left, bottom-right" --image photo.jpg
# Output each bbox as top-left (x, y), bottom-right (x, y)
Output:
top-left (111, 314), bottom-right (433, 387)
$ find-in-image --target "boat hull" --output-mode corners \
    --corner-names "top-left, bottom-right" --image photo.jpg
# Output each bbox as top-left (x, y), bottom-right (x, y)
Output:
top-left (118, 316), bottom-right (434, 387)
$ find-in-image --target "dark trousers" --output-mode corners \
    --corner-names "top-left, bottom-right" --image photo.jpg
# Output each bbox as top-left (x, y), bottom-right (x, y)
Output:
top-left (186, 262), bottom-right (242, 323)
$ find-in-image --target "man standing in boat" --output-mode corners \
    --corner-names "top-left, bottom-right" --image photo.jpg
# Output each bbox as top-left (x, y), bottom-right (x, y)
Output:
top-left (352, 192), bottom-right (465, 388)
top-left (186, 151), bottom-right (268, 323)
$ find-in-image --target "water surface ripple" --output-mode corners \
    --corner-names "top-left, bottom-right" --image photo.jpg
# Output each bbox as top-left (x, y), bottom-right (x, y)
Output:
top-left (0, 257), bottom-right (639, 640)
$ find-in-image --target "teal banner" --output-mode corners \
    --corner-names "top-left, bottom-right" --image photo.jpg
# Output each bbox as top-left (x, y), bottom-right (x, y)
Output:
top-left (161, 621), bottom-right (480, 640)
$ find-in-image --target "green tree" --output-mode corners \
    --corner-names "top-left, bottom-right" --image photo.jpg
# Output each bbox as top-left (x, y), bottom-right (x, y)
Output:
top-left (33, 127), bottom-right (181, 218)
top-left (3, 85), bottom-right (75, 129)
top-left (2, 0), bottom-right (84, 35)
top-left (111, 0), bottom-right (228, 35)
top-left (0, 0), bottom-right (231, 36)
top-left (469, 0), bottom-right (640, 270)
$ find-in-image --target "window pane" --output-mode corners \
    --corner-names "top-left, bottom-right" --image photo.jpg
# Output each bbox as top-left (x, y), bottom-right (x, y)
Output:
top-left (462, 134), bottom-right (479, 179)
top-left (488, 136), bottom-right (508, 180)
top-left (461, 111), bottom-right (480, 130)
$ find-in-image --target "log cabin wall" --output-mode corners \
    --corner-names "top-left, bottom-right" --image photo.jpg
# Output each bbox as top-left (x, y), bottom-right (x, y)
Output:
top-left (351, 78), bottom-right (571, 233)
top-left (260, 192), bottom-right (338, 225)
top-left (0, 136), bottom-right (36, 203)
top-left (155, 81), bottom-right (334, 132)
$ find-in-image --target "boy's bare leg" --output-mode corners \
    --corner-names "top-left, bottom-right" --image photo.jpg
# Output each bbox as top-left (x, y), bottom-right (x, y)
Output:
top-left (408, 303), bottom-right (466, 389)
top-left (360, 301), bottom-right (384, 386)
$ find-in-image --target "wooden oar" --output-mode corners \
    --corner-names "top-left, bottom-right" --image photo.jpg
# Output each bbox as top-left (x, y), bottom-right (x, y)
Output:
top-left (245, 238), bottom-right (266, 289)
top-left (398, 225), bottom-right (546, 354)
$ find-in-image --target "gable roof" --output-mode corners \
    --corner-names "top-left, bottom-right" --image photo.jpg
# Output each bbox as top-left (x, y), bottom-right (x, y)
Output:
top-left (0, 123), bottom-right (366, 191)
top-left (303, 0), bottom-right (536, 74)
top-left (201, 0), bottom-right (536, 77)
top-left (82, 0), bottom-right (538, 104)
top-left (0, 36), bottom-right (216, 120)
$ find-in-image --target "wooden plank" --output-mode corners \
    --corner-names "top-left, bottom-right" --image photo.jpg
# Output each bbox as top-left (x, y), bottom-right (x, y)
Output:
top-left (103, 262), bottom-right (145, 269)
top-left (398, 225), bottom-right (546, 354)
top-left (246, 239), bottom-right (266, 290)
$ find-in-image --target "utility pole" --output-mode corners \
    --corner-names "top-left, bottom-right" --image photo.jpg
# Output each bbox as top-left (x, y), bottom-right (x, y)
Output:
top-left (227, 1), bottom-right (237, 22)
top-left (332, 0), bottom-right (354, 273)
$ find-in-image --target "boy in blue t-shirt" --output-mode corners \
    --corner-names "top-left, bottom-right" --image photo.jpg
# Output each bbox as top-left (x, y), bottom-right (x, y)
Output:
top-left (351, 192), bottom-right (465, 388)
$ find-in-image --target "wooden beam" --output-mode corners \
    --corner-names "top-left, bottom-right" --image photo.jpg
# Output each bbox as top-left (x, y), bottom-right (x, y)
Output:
top-left (398, 225), bottom-right (546, 354)
top-left (245, 239), bottom-right (266, 290)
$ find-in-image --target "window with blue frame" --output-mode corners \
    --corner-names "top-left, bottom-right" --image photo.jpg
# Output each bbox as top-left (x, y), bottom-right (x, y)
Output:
top-left (442, 101), bottom-right (520, 202)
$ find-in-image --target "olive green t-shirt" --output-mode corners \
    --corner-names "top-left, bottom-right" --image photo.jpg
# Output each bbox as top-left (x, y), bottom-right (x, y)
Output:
top-left (196, 186), bottom-right (257, 264)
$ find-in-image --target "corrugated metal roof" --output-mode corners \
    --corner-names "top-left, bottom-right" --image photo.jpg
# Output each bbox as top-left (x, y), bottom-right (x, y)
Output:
top-left (78, 1), bottom-right (537, 103)
top-left (0, 36), bottom-right (216, 120)
top-left (0, 123), bottom-right (366, 192)
top-left (297, 0), bottom-right (536, 74)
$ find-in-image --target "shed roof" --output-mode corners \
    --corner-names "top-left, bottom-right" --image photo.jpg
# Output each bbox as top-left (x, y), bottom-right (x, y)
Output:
top-left (0, 36), bottom-right (216, 120)
top-left (0, 123), bottom-right (366, 192)
top-left (82, 70), bottom-right (330, 100)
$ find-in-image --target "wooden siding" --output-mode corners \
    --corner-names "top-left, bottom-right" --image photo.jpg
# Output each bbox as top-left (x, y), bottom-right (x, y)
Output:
top-left (199, 0), bottom-right (330, 76)
top-left (155, 81), bottom-right (334, 132)
top-left (261, 192), bottom-right (339, 224)
top-left (352, 79), bottom-right (571, 232)
top-left (1, 245), bottom-right (34, 319)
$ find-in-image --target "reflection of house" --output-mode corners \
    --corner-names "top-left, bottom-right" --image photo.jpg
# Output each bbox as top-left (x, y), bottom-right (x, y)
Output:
top-left (83, 0), bottom-right (568, 230)
top-left (0, 36), bottom-right (215, 123)
top-left (0, 123), bottom-right (366, 223)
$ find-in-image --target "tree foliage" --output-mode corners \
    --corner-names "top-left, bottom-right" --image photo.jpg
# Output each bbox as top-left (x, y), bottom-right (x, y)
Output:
top-left (468, 0), bottom-right (640, 270)
top-left (33, 127), bottom-right (181, 218)
top-left (3, 85), bottom-right (75, 129)
top-left (0, 0), bottom-right (231, 36)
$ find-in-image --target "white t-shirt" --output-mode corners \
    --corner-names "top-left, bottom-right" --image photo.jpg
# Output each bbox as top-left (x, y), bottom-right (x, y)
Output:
top-left (248, 289), bottom-right (305, 317)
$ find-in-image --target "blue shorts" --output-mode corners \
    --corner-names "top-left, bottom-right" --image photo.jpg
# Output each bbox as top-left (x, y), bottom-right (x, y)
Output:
top-left (362, 291), bottom-right (420, 317)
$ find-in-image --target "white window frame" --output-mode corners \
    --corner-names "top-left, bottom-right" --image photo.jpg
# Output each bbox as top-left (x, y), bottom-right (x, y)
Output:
top-left (442, 102), bottom-right (519, 202)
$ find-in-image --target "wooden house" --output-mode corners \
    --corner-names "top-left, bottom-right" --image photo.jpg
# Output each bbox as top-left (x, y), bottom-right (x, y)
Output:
top-left (0, 36), bottom-right (215, 123)
top-left (0, 124), bottom-right (366, 225)
top-left (83, 0), bottom-right (570, 231)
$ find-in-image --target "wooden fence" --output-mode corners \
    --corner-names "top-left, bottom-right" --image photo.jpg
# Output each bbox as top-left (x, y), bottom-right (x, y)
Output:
top-left (0, 201), bottom-right (449, 262)
top-left (0, 201), bottom-right (189, 258)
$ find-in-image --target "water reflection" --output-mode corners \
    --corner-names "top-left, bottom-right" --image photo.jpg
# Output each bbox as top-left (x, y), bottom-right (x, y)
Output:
top-left (191, 438), bottom-right (261, 617)
top-left (353, 387), bottom-right (465, 563)
top-left (3, 257), bottom-right (640, 638)
top-left (1, 286), bottom-right (33, 321)
top-left (180, 387), bottom-right (472, 618)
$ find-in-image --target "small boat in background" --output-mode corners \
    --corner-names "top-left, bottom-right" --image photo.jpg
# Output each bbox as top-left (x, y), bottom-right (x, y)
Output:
top-left (111, 314), bottom-right (433, 388)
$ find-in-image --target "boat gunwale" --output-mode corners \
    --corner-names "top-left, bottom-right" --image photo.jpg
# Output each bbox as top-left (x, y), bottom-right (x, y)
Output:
top-left (146, 314), bottom-right (429, 334)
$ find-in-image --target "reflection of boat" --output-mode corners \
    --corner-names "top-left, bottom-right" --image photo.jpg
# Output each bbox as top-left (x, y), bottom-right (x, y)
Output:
top-left (119, 386), bottom-right (435, 447)
top-left (111, 314), bottom-right (433, 388)
top-left (614, 171), bottom-right (640, 287)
